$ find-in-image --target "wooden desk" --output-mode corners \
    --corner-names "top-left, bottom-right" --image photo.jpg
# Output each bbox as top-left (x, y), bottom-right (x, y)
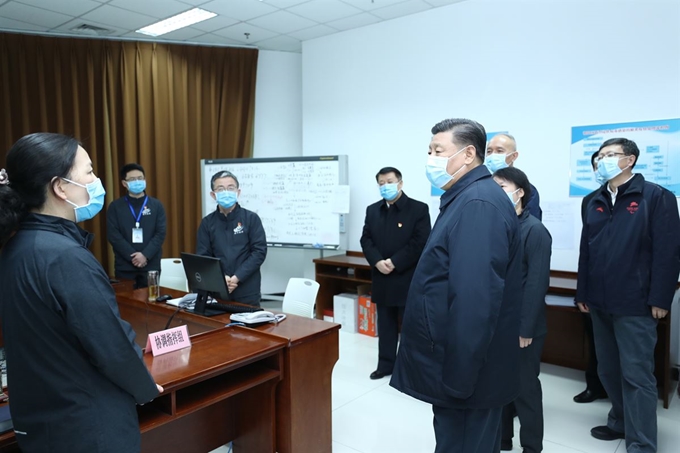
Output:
top-left (140, 328), bottom-right (285, 452)
top-left (116, 288), bottom-right (340, 453)
top-left (0, 327), bottom-right (286, 453)
top-left (1, 288), bottom-right (339, 453)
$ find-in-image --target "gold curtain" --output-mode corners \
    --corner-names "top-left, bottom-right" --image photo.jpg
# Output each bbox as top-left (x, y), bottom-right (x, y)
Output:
top-left (0, 32), bottom-right (258, 275)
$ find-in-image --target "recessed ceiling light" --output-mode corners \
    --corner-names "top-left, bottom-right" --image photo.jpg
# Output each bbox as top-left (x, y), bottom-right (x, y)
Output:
top-left (136, 8), bottom-right (217, 37)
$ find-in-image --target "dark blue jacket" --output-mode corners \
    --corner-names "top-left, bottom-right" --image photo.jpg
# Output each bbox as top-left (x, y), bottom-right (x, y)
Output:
top-left (0, 214), bottom-right (158, 453)
top-left (390, 165), bottom-right (523, 409)
top-left (576, 174), bottom-right (680, 315)
top-left (196, 204), bottom-right (267, 304)
top-left (526, 183), bottom-right (542, 220)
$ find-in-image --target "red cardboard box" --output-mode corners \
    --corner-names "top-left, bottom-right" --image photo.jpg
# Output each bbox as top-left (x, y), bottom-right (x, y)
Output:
top-left (358, 294), bottom-right (378, 337)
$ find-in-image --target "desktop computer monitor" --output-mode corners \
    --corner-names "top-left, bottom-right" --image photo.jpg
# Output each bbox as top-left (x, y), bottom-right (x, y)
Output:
top-left (180, 252), bottom-right (230, 317)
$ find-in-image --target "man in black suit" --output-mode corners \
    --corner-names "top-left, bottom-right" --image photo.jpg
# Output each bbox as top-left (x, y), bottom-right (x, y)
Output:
top-left (360, 167), bottom-right (431, 380)
top-left (573, 151), bottom-right (608, 403)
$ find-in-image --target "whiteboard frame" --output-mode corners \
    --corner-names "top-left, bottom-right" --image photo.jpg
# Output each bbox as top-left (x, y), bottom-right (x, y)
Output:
top-left (200, 155), bottom-right (348, 250)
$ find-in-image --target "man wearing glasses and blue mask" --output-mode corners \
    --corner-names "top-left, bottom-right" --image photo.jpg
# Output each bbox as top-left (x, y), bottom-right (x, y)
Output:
top-left (360, 167), bottom-right (430, 380)
top-left (107, 163), bottom-right (167, 289)
top-left (576, 138), bottom-right (680, 452)
top-left (390, 118), bottom-right (523, 453)
top-left (485, 133), bottom-right (542, 220)
top-left (196, 170), bottom-right (267, 306)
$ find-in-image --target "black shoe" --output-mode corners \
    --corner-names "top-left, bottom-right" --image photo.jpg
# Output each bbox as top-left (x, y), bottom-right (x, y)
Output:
top-left (500, 440), bottom-right (512, 451)
top-left (573, 388), bottom-right (607, 403)
top-left (369, 370), bottom-right (391, 380)
top-left (590, 425), bottom-right (625, 441)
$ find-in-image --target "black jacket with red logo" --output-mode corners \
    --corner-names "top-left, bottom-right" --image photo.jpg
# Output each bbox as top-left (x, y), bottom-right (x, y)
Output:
top-left (576, 174), bottom-right (680, 315)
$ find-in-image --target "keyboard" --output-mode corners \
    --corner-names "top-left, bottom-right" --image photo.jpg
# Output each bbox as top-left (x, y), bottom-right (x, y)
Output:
top-left (206, 303), bottom-right (263, 314)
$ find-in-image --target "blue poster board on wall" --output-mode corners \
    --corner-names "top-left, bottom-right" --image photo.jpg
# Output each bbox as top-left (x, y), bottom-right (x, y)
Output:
top-left (569, 119), bottom-right (680, 197)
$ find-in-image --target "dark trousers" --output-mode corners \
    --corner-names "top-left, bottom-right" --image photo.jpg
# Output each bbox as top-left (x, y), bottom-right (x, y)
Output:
top-left (590, 308), bottom-right (658, 453)
top-left (583, 313), bottom-right (606, 394)
top-left (433, 405), bottom-right (502, 453)
top-left (501, 335), bottom-right (545, 453)
top-left (115, 270), bottom-right (152, 289)
top-left (376, 304), bottom-right (404, 373)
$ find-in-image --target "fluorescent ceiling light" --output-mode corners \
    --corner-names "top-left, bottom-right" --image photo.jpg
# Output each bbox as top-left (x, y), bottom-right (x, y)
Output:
top-left (136, 8), bottom-right (217, 37)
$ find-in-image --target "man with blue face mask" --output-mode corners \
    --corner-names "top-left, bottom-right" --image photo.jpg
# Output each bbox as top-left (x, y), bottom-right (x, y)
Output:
top-left (107, 163), bottom-right (167, 289)
top-left (196, 170), bottom-right (267, 306)
top-left (577, 138), bottom-right (680, 452)
top-left (485, 134), bottom-right (542, 220)
top-left (391, 118), bottom-right (523, 453)
top-left (360, 167), bottom-right (430, 380)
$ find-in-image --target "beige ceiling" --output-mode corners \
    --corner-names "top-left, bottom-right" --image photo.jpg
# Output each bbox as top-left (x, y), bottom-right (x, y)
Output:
top-left (0, 0), bottom-right (465, 52)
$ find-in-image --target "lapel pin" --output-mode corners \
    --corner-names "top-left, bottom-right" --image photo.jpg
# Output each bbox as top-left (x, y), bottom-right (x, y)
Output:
top-left (398, 223), bottom-right (403, 228)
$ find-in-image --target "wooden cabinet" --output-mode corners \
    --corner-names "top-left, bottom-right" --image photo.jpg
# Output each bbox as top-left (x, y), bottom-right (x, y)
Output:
top-left (313, 252), bottom-right (371, 320)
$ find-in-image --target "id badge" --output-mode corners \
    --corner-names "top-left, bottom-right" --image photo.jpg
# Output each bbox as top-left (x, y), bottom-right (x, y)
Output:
top-left (132, 228), bottom-right (144, 243)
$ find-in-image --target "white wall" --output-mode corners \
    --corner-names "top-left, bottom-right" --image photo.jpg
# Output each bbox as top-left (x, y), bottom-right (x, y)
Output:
top-left (301, 0), bottom-right (680, 273)
top-left (253, 50), bottom-right (327, 294)
top-left (254, 50), bottom-right (302, 159)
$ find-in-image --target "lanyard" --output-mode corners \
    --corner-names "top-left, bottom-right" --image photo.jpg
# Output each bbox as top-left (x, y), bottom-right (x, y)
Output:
top-left (126, 196), bottom-right (149, 228)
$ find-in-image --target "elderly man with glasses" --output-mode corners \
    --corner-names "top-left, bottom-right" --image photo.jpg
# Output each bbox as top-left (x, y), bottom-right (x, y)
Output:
top-left (196, 170), bottom-right (267, 306)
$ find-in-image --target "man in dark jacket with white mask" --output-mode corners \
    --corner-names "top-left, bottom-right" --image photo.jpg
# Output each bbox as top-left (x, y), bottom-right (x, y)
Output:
top-left (577, 138), bottom-right (680, 452)
top-left (390, 118), bottom-right (523, 453)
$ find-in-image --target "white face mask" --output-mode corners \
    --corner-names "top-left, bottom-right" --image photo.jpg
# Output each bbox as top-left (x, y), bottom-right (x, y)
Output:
top-left (425, 146), bottom-right (467, 189)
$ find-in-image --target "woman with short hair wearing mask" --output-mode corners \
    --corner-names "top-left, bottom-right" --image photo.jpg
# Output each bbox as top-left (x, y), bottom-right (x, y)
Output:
top-left (0, 133), bottom-right (162, 453)
top-left (493, 166), bottom-right (552, 453)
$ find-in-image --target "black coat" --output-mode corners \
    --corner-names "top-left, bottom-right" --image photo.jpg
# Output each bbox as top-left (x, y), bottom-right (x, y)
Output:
top-left (0, 214), bottom-right (159, 453)
top-left (526, 183), bottom-right (542, 220)
top-left (196, 204), bottom-right (267, 303)
top-left (577, 174), bottom-right (680, 315)
top-left (360, 193), bottom-right (431, 306)
top-left (518, 210), bottom-right (552, 339)
top-left (390, 165), bottom-right (523, 409)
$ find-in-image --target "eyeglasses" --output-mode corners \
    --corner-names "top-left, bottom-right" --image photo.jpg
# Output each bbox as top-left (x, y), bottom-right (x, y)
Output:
top-left (125, 176), bottom-right (145, 182)
top-left (596, 152), bottom-right (626, 162)
top-left (214, 186), bottom-right (238, 193)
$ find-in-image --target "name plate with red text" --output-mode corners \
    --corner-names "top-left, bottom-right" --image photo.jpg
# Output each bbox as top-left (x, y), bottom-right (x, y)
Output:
top-left (145, 325), bottom-right (191, 356)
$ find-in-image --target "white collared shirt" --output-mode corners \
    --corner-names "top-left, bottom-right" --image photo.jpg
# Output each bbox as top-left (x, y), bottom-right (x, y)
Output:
top-left (607, 174), bottom-right (635, 205)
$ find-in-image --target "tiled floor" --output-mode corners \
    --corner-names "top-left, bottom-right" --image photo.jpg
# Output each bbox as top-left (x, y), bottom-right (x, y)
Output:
top-left (210, 316), bottom-right (680, 453)
top-left (330, 331), bottom-right (680, 453)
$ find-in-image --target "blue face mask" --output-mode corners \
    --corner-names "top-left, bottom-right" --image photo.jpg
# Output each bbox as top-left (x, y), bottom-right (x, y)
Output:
top-left (594, 170), bottom-right (607, 185)
top-left (484, 153), bottom-right (509, 173)
top-left (596, 156), bottom-right (624, 182)
top-left (425, 146), bottom-right (467, 189)
top-left (62, 177), bottom-right (106, 222)
top-left (507, 188), bottom-right (521, 207)
top-left (216, 190), bottom-right (238, 209)
top-left (379, 183), bottom-right (399, 201)
top-left (127, 180), bottom-right (146, 194)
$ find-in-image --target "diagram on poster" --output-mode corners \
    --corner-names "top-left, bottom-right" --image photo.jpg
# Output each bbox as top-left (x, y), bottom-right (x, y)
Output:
top-left (569, 119), bottom-right (680, 196)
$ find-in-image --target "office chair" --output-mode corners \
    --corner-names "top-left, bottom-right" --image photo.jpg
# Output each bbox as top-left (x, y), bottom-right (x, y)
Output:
top-left (281, 278), bottom-right (320, 318)
top-left (159, 258), bottom-right (189, 292)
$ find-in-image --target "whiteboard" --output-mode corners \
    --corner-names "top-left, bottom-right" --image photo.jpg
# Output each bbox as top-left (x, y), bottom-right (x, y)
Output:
top-left (200, 156), bottom-right (348, 249)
